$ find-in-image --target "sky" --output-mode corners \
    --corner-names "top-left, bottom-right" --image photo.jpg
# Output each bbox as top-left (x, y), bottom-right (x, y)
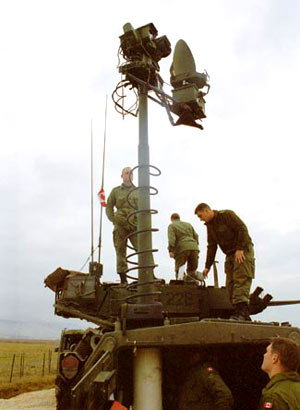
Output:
top-left (1, 0), bottom-right (300, 333)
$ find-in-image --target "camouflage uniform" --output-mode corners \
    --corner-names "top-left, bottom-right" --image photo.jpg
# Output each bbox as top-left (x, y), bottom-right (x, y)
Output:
top-left (178, 362), bottom-right (233, 410)
top-left (259, 372), bottom-right (300, 409)
top-left (106, 184), bottom-right (138, 280)
top-left (168, 220), bottom-right (199, 279)
top-left (204, 210), bottom-right (255, 306)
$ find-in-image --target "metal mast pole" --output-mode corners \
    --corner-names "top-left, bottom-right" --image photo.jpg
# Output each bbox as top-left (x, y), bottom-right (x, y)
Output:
top-left (116, 23), bottom-right (208, 410)
top-left (137, 85), bottom-right (154, 299)
top-left (133, 348), bottom-right (162, 410)
top-left (134, 85), bottom-right (162, 410)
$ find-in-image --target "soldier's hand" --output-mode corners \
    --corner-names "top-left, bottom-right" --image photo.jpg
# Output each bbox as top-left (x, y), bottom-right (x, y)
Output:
top-left (169, 252), bottom-right (174, 258)
top-left (234, 250), bottom-right (245, 264)
top-left (203, 268), bottom-right (209, 278)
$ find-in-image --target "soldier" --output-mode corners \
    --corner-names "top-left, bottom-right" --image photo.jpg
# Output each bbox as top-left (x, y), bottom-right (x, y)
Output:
top-left (194, 203), bottom-right (255, 321)
top-left (106, 167), bottom-right (138, 284)
top-left (259, 337), bottom-right (300, 409)
top-left (168, 213), bottom-right (199, 280)
top-left (178, 350), bottom-right (233, 410)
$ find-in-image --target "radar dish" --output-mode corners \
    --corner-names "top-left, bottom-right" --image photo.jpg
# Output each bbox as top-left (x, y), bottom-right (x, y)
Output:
top-left (172, 39), bottom-right (196, 75)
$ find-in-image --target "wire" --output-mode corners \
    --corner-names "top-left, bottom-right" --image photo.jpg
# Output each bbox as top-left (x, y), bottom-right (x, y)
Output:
top-left (79, 246), bottom-right (98, 272)
top-left (112, 80), bottom-right (139, 117)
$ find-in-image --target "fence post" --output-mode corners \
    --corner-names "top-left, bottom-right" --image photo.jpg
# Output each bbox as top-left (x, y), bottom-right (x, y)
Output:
top-left (42, 352), bottom-right (46, 376)
top-left (19, 353), bottom-right (22, 378)
top-left (48, 350), bottom-right (52, 374)
top-left (22, 352), bottom-right (25, 377)
top-left (9, 354), bottom-right (16, 383)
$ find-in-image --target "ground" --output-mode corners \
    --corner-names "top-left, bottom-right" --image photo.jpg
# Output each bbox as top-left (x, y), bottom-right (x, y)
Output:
top-left (0, 388), bottom-right (55, 410)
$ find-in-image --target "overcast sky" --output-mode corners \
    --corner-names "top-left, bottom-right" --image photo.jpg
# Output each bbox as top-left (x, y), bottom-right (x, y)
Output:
top-left (1, 0), bottom-right (300, 333)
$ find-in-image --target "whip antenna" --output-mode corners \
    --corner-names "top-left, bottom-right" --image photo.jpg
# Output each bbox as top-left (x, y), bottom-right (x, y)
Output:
top-left (90, 119), bottom-right (94, 264)
top-left (97, 96), bottom-right (108, 263)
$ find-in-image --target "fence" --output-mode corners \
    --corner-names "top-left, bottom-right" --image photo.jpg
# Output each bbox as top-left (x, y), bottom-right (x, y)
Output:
top-left (0, 349), bottom-right (57, 383)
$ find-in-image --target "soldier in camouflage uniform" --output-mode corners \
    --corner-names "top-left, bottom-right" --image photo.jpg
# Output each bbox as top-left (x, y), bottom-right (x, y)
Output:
top-left (106, 167), bottom-right (138, 284)
top-left (194, 203), bottom-right (255, 321)
top-left (178, 350), bottom-right (233, 410)
top-left (168, 213), bottom-right (199, 280)
top-left (259, 337), bottom-right (300, 409)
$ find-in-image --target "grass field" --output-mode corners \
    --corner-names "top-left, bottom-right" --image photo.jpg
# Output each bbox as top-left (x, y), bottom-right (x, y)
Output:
top-left (0, 339), bottom-right (59, 399)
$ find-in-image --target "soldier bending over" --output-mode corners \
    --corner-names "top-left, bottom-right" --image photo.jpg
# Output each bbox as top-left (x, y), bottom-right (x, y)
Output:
top-left (168, 213), bottom-right (199, 280)
top-left (195, 203), bottom-right (255, 321)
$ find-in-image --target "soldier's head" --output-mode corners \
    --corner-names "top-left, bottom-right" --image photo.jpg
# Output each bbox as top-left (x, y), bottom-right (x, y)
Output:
top-left (171, 213), bottom-right (180, 222)
top-left (121, 167), bottom-right (133, 186)
top-left (194, 203), bottom-right (214, 223)
top-left (261, 337), bottom-right (300, 378)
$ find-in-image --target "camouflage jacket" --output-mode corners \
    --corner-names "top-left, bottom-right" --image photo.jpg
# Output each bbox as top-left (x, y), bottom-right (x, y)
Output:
top-left (106, 184), bottom-right (138, 228)
top-left (205, 210), bottom-right (253, 269)
top-left (168, 220), bottom-right (199, 256)
top-left (178, 362), bottom-right (233, 410)
top-left (259, 372), bottom-right (300, 410)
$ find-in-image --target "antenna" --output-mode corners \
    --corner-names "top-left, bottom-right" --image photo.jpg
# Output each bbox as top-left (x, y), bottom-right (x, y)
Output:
top-left (98, 96), bottom-right (108, 263)
top-left (90, 119), bottom-right (94, 264)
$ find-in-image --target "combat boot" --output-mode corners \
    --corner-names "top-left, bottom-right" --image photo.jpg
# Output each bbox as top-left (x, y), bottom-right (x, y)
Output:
top-left (229, 303), bottom-right (244, 321)
top-left (241, 302), bottom-right (252, 321)
top-left (230, 302), bottom-right (251, 321)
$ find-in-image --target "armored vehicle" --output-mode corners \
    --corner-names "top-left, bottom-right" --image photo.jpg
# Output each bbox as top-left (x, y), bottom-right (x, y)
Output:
top-left (45, 22), bottom-right (300, 410)
top-left (45, 267), bottom-right (300, 410)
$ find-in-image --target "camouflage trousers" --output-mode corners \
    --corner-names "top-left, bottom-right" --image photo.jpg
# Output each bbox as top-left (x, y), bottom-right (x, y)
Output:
top-left (113, 224), bottom-right (138, 275)
top-left (224, 245), bottom-right (255, 305)
top-left (175, 250), bottom-right (199, 280)
top-left (113, 224), bottom-right (155, 275)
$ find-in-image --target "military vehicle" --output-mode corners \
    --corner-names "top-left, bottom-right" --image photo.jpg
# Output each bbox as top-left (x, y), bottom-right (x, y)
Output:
top-left (45, 23), bottom-right (300, 410)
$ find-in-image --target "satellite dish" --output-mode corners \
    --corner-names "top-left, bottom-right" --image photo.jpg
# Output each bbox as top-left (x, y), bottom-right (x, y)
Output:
top-left (171, 39), bottom-right (196, 76)
top-left (170, 40), bottom-right (208, 90)
top-left (169, 39), bottom-right (209, 129)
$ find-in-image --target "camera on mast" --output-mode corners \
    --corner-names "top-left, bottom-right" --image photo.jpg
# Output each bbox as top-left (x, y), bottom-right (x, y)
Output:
top-left (119, 22), bottom-right (171, 87)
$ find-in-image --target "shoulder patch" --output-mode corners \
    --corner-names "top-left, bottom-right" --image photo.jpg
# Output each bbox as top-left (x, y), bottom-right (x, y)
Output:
top-left (263, 402), bottom-right (273, 409)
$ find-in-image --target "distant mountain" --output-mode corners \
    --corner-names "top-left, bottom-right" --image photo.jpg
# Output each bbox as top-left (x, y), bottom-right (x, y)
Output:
top-left (0, 318), bottom-right (86, 340)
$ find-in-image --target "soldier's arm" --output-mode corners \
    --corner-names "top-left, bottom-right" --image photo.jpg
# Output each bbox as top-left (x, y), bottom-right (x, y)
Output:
top-left (106, 189), bottom-right (116, 223)
top-left (258, 394), bottom-right (289, 410)
top-left (225, 210), bottom-right (250, 250)
top-left (204, 368), bottom-right (234, 410)
top-left (168, 224), bottom-right (176, 252)
top-left (205, 227), bottom-right (217, 270)
top-left (192, 227), bottom-right (199, 244)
